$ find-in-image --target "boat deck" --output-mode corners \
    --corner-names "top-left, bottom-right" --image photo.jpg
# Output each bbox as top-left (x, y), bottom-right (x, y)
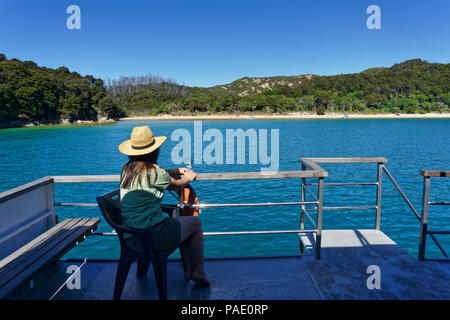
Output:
top-left (10, 229), bottom-right (450, 300)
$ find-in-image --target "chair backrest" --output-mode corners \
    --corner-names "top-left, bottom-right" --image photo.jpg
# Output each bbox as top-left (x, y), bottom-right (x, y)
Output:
top-left (96, 189), bottom-right (122, 230)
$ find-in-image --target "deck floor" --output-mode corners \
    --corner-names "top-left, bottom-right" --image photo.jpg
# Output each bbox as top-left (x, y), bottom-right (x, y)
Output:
top-left (303, 229), bottom-right (450, 299)
top-left (9, 229), bottom-right (450, 300)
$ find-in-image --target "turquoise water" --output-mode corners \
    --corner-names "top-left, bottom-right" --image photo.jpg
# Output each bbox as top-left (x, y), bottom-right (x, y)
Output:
top-left (0, 119), bottom-right (449, 259)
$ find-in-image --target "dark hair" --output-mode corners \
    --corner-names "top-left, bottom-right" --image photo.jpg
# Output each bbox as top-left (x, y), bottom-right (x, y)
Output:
top-left (120, 148), bottom-right (160, 189)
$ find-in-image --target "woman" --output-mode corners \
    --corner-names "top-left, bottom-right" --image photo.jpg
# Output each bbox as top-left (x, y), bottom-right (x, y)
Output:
top-left (118, 125), bottom-right (209, 286)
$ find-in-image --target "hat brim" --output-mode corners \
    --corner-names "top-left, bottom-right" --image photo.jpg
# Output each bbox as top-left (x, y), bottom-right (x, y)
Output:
top-left (118, 136), bottom-right (166, 156)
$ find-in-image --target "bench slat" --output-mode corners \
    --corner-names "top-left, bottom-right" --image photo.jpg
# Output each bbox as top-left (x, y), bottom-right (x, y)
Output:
top-left (0, 219), bottom-right (76, 270)
top-left (0, 219), bottom-right (83, 284)
top-left (0, 218), bottom-right (99, 299)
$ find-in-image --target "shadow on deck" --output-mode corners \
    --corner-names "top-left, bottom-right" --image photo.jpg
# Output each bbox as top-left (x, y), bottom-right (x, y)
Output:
top-left (10, 230), bottom-right (450, 300)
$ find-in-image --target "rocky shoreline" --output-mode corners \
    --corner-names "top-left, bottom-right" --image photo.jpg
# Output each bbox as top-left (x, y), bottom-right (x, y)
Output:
top-left (0, 118), bottom-right (116, 129)
top-left (3, 112), bottom-right (449, 129)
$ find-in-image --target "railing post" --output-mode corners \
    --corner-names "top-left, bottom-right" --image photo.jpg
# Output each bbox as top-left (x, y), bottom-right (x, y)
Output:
top-left (47, 179), bottom-right (56, 227)
top-left (418, 175), bottom-right (431, 261)
top-left (300, 164), bottom-right (306, 254)
top-left (177, 189), bottom-right (184, 217)
top-left (375, 162), bottom-right (383, 230)
top-left (315, 177), bottom-right (324, 259)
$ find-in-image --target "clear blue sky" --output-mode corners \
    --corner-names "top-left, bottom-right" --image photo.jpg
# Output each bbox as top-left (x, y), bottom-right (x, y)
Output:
top-left (0, 0), bottom-right (449, 87)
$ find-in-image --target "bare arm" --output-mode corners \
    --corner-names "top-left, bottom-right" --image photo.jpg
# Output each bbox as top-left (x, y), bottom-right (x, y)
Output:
top-left (166, 169), bottom-right (197, 191)
top-left (166, 168), bottom-right (184, 175)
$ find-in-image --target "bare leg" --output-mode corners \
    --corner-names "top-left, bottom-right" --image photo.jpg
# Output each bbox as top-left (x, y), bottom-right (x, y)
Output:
top-left (162, 205), bottom-right (193, 280)
top-left (178, 242), bottom-right (192, 280)
top-left (176, 216), bottom-right (209, 285)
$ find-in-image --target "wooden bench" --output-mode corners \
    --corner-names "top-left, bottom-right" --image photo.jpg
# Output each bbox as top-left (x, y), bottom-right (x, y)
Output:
top-left (0, 218), bottom-right (99, 299)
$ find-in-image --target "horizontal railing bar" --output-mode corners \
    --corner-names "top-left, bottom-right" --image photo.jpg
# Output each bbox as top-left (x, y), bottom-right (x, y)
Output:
top-left (324, 206), bottom-right (377, 211)
top-left (203, 230), bottom-right (317, 236)
top-left (92, 232), bottom-right (117, 236)
top-left (298, 159), bottom-right (328, 176)
top-left (52, 170), bottom-right (328, 183)
top-left (58, 201), bottom-right (320, 208)
top-left (55, 202), bottom-right (179, 208)
top-left (55, 203), bottom-right (98, 207)
top-left (189, 201), bottom-right (318, 208)
top-left (420, 170), bottom-right (450, 177)
top-left (92, 230), bottom-right (317, 236)
top-left (301, 157), bottom-right (388, 163)
top-left (306, 206), bottom-right (377, 211)
top-left (301, 208), bottom-right (317, 228)
top-left (53, 175), bottom-right (120, 183)
top-left (427, 230), bottom-right (450, 235)
top-left (196, 171), bottom-right (328, 180)
top-left (305, 182), bottom-right (378, 187)
top-left (429, 201), bottom-right (450, 205)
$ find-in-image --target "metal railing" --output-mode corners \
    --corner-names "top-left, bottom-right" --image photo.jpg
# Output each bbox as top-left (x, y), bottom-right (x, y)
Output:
top-left (298, 158), bottom-right (386, 258)
top-left (382, 167), bottom-right (449, 261)
top-left (52, 168), bottom-right (328, 259)
top-left (297, 158), bottom-right (449, 262)
top-left (45, 158), bottom-right (450, 262)
top-left (418, 170), bottom-right (450, 261)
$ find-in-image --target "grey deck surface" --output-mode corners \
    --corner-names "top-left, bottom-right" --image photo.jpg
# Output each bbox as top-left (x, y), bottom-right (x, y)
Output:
top-left (13, 255), bottom-right (320, 300)
top-left (9, 229), bottom-right (450, 300)
top-left (303, 229), bottom-right (450, 299)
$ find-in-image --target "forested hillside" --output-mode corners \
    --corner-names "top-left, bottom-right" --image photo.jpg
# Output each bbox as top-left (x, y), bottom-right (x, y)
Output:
top-left (107, 59), bottom-right (450, 116)
top-left (0, 54), bottom-right (449, 124)
top-left (0, 54), bottom-right (122, 123)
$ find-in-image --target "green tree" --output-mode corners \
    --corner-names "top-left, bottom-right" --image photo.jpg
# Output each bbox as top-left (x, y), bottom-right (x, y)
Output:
top-left (97, 96), bottom-right (124, 119)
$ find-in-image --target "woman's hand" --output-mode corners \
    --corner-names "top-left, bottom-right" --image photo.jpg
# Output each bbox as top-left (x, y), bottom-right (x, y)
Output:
top-left (184, 170), bottom-right (197, 182)
top-left (167, 169), bottom-right (197, 191)
top-left (179, 168), bottom-right (196, 181)
top-left (167, 168), bottom-right (191, 177)
top-left (179, 168), bottom-right (189, 175)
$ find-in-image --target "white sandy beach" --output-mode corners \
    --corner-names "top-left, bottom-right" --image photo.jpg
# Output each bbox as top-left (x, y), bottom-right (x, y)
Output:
top-left (120, 112), bottom-right (450, 121)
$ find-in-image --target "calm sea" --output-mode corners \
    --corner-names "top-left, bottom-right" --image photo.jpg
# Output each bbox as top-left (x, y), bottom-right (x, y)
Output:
top-left (0, 119), bottom-right (449, 259)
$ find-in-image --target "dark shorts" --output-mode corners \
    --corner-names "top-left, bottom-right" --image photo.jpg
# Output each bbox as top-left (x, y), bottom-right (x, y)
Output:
top-left (124, 217), bottom-right (181, 253)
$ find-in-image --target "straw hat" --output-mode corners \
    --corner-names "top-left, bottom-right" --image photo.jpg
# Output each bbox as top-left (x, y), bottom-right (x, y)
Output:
top-left (118, 126), bottom-right (166, 156)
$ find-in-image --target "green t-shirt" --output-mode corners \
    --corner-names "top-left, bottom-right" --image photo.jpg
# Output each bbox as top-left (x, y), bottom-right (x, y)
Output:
top-left (120, 164), bottom-right (172, 237)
